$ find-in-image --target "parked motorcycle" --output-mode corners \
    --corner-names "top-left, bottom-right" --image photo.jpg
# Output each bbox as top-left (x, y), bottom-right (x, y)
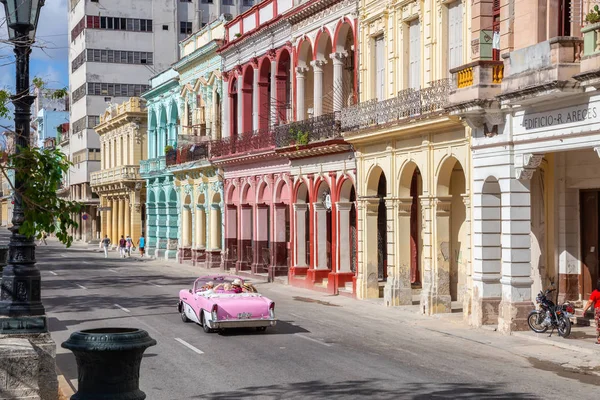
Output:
top-left (527, 288), bottom-right (573, 338)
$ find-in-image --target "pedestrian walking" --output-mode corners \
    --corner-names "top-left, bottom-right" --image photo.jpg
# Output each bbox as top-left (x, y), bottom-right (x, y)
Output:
top-left (137, 234), bottom-right (145, 257)
top-left (126, 235), bottom-right (133, 257)
top-left (38, 231), bottom-right (47, 246)
top-left (582, 280), bottom-right (600, 345)
top-left (101, 235), bottom-right (111, 258)
top-left (118, 235), bottom-right (127, 258)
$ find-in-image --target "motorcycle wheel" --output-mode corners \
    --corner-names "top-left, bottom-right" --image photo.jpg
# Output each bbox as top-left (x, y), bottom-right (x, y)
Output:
top-left (527, 311), bottom-right (548, 333)
top-left (557, 315), bottom-right (571, 338)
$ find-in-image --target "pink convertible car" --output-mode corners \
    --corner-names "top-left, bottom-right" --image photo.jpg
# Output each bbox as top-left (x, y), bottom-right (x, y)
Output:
top-left (178, 275), bottom-right (276, 333)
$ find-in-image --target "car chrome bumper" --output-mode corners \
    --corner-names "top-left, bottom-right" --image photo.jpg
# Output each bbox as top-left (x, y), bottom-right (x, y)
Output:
top-left (209, 319), bottom-right (277, 329)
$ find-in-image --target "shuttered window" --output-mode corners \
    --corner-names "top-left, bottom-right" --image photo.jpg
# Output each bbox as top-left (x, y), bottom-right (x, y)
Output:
top-left (448, 1), bottom-right (463, 70)
top-left (408, 20), bottom-right (421, 89)
top-left (374, 36), bottom-right (385, 100)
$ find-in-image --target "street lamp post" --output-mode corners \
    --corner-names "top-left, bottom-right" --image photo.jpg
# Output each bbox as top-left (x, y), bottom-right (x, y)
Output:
top-left (0, 0), bottom-right (46, 334)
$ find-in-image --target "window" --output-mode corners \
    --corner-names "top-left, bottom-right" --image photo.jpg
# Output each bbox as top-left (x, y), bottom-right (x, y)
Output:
top-left (71, 17), bottom-right (85, 41)
top-left (72, 84), bottom-right (87, 104)
top-left (447, 1), bottom-right (463, 70)
top-left (242, 0), bottom-right (253, 5)
top-left (163, 25), bottom-right (169, 31)
top-left (201, 0), bottom-right (213, 3)
top-left (100, 16), bottom-right (106, 29)
top-left (222, 0), bottom-right (233, 5)
top-left (140, 19), bottom-right (146, 31)
top-left (77, 15), bottom-right (153, 35)
top-left (374, 36), bottom-right (385, 100)
top-left (408, 19), bottom-right (421, 89)
top-left (71, 50), bottom-right (86, 72)
top-left (107, 17), bottom-right (113, 29)
top-left (180, 21), bottom-right (192, 34)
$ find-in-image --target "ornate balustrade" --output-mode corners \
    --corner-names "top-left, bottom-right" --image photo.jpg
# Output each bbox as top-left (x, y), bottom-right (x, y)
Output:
top-left (447, 61), bottom-right (504, 114)
top-left (165, 141), bottom-right (209, 166)
top-left (341, 79), bottom-right (451, 132)
top-left (209, 128), bottom-right (275, 158)
top-left (139, 156), bottom-right (166, 175)
top-left (90, 165), bottom-right (141, 187)
top-left (273, 112), bottom-right (340, 148)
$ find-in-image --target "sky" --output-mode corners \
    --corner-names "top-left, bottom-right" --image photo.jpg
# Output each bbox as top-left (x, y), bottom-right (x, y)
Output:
top-left (0, 0), bottom-right (69, 131)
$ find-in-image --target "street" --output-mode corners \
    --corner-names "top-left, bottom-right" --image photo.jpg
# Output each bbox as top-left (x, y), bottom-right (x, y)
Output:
top-left (30, 235), bottom-right (598, 399)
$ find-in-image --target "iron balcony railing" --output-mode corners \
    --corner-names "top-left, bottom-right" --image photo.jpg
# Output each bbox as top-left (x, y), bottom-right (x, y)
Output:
top-left (341, 78), bottom-right (451, 132)
top-left (166, 141), bottom-right (210, 166)
top-left (210, 128), bottom-right (275, 158)
top-left (90, 165), bottom-right (141, 187)
top-left (273, 112), bottom-right (340, 148)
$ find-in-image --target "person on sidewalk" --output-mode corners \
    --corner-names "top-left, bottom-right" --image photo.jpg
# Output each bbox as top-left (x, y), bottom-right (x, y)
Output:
top-left (38, 231), bottom-right (47, 246)
top-left (118, 235), bottom-right (127, 258)
top-left (126, 235), bottom-right (133, 257)
top-left (101, 235), bottom-right (111, 258)
top-left (137, 235), bottom-right (145, 257)
top-left (582, 280), bottom-right (600, 345)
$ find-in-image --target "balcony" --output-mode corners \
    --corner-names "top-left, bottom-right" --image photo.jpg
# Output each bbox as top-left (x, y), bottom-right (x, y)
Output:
top-left (341, 79), bottom-right (451, 135)
top-left (166, 142), bottom-right (209, 166)
top-left (447, 61), bottom-right (504, 118)
top-left (499, 36), bottom-right (583, 105)
top-left (210, 129), bottom-right (275, 159)
top-left (139, 156), bottom-right (166, 175)
top-left (575, 23), bottom-right (600, 87)
top-left (90, 165), bottom-right (141, 187)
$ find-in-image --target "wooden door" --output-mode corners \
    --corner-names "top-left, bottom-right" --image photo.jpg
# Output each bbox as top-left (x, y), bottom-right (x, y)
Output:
top-left (408, 19), bottom-right (421, 89)
top-left (580, 191), bottom-right (599, 299)
top-left (448, 0), bottom-right (463, 70)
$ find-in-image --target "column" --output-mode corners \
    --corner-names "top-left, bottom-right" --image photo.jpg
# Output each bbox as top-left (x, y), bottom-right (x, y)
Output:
top-left (270, 57), bottom-right (277, 126)
top-left (295, 67), bottom-right (308, 121)
top-left (195, 205), bottom-right (206, 248)
top-left (461, 194), bottom-right (473, 321)
top-left (148, 129), bottom-right (155, 159)
top-left (100, 197), bottom-right (108, 238)
top-left (252, 66), bottom-right (259, 131)
top-left (336, 202), bottom-right (352, 272)
top-left (330, 51), bottom-right (347, 114)
top-left (498, 178), bottom-right (533, 333)
top-left (389, 198), bottom-right (414, 306)
top-left (182, 206), bottom-right (190, 247)
top-left (117, 198), bottom-right (125, 241)
top-left (124, 197), bottom-right (131, 237)
top-left (237, 205), bottom-right (252, 270)
top-left (131, 201), bottom-right (142, 243)
top-left (253, 205), bottom-right (269, 272)
top-left (293, 203), bottom-right (308, 266)
top-left (361, 199), bottom-right (380, 298)
top-left (272, 204), bottom-right (288, 270)
top-left (433, 197), bottom-right (452, 314)
top-left (313, 202), bottom-right (327, 269)
top-left (111, 198), bottom-right (118, 248)
top-left (223, 83), bottom-right (230, 138)
top-left (311, 60), bottom-right (326, 117)
top-left (419, 196), bottom-right (434, 314)
top-left (237, 78), bottom-right (243, 136)
top-left (210, 204), bottom-right (221, 250)
top-left (383, 198), bottom-right (401, 306)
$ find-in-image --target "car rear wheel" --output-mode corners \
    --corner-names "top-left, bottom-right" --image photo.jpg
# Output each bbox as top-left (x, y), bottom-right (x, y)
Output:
top-left (202, 311), bottom-right (212, 333)
top-left (180, 303), bottom-right (190, 323)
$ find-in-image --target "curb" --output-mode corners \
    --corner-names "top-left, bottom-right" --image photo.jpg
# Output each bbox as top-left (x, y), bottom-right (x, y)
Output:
top-left (511, 331), bottom-right (597, 355)
top-left (56, 367), bottom-right (75, 398)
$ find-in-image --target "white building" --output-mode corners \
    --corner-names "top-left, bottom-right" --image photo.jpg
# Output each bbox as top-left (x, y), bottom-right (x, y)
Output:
top-left (67, 0), bottom-right (252, 242)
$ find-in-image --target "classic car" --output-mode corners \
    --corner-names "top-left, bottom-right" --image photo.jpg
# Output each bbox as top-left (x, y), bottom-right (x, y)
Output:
top-left (178, 275), bottom-right (276, 333)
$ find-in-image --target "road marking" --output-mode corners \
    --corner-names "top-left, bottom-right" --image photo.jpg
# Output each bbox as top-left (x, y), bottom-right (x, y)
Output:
top-left (108, 269), bottom-right (118, 273)
top-left (114, 304), bottom-right (130, 313)
top-left (150, 283), bottom-right (162, 287)
top-left (75, 284), bottom-right (87, 290)
top-left (49, 271), bottom-right (58, 276)
top-left (289, 313), bottom-right (303, 319)
top-left (174, 338), bottom-right (204, 354)
top-left (294, 333), bottom-right (332, 347)
top-left (60, 254), bottom-right (68, 258)
top-left (83, 261), bottom-right (92, 265)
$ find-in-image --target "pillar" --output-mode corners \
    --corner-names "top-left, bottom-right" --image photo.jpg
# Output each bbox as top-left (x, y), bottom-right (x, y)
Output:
top-left (384, 198), bottom-right (412, 306)
top-left (311, 60), bottom-right (326, 117)
top-left (330, 52), bottom-right (347, 114)
top-left (111, 198), bottom-right (118, 248)
top-left (313, 202), bottom-right (328, 269)
top-left (195, 206), bottom-right (206, 248)
top-left (182, 205), bottom-right (191, 247)
top-left (101, 196), bottom-right (108, 239)
top-left (237, 78), bottom-right (243, 136)
top-left (270, 57), bottom-right (277, 126)
top-left (124, 197), bottom-right (131, 237)
top-left (498, 177), bottom-right (533, 333)
top-left (295, 67), bottom-right (308, 121)
top-left (359, 199), bottom-right (380, 299)
top-left (210, 204), bottom-right (221, 250)
top-left (252, 66), bottom-right (259, 132)
top-left (432, 197), bottom-right (452, 314)
top-left (253, 205), bottom-right (269, 273)
top-left (293, 203), bottom-right (308, 266)
top-left (131, 201), bottom-right (142, 243)
top-left (117, 198), bottom-right (125, 242)
top-left (222, 83), bottom-right (230, 138)
top-left (419, 196), bottom-right (434, 314)
top-left (237, 205), bottom-right (252, 270)
top-left (336, 202), bottom-right (352, 272)
top-left (462, 194), bottom-right (473, 322)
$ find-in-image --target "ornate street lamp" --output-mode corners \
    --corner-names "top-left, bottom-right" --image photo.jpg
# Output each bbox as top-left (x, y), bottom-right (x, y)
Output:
top-left (0, 0), bottom-right (46, 334)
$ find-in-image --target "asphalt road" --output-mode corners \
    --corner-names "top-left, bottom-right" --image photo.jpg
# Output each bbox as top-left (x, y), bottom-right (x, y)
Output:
top-left (20, 233), bottom-right (598, 399)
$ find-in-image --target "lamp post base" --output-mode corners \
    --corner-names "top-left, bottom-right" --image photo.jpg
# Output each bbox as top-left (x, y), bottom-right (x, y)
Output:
top-left (0, 315), bottom-right (47, 334)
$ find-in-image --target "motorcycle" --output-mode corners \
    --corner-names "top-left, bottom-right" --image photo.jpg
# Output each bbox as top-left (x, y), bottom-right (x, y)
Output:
top-left (527, 288), bottom-right (573, 338)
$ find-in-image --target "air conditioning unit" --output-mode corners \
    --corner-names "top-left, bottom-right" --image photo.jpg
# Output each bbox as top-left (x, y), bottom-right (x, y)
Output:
top-left (223, 13), bottom-right (233, 21)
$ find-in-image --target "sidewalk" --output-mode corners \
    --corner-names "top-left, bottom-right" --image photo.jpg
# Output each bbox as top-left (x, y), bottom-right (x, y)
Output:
top-left (65, 238), bottom-right (600, 361)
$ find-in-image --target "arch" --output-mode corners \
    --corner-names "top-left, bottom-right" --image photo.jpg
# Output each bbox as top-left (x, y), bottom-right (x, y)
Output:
top-left (241, 182), bottom-right (255, 205)
top-left (212, 192), bottom-right (222, 205)
top-left (257, 181), bottom-right (271, 204)
top-left (274, 178), bottom-right (290, 204)
top-left (333, 18), bottom-right (355, 52)
top-left (169, 188), bottom-right (178, 203)
top-left (338, 177), bottom-right (355, 202)
top-left (436, 156), bottom-right (464, 196)
top-left (258, 57), bottom-right (271, 130)
top-left (229, 75), bottom-right (238, 137)
top-left (168, 100), bottom-right (179, 125)
top-left (241, 65), bottom-right (254, 134)
top-left (314, 28), bottom-right (334, 61)
top-left (297, 37), bottom-right (314, 67)
top-left (333, 19), bottom-right (357, 107)
top-left (183, 194), bottom-right (191, 206)
top-left (276, 48), bottom-right (291, 124)
top-left (197, 192), bottom-right (206, 208)
top-left (148, 188), bottom-right (156, 203)
top-left (295, 179), bottom-right (309, 204)
top-left (158, 189), bottom-right (167, 203)
top-left (227, 182), bottom-right (240, 205)
top-left (297, 39), bottom-right (315, 120)
top-left (398, 160), bottom-right (422, 198)
top-left (366, 165), bottom-right (387, 197)
top-left (315, 178), bottom-right (331, 203)
top-left (148, 108), bottom-right (157, 130)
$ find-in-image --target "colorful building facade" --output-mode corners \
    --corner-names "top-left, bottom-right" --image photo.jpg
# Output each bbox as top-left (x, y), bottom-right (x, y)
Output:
top-left (342, 0), bottom-right (471, 316)
top-left (171, 17), bottom-right (226, 266)
top-left (141, 69), bottom-right (181, 259)
top-left (91, 98), bottom-right (148, 246)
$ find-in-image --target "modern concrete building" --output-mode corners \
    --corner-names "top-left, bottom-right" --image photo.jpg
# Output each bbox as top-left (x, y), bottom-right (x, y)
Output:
top-left (67, 0), bottom-right (253, 242)
top-left (91, 98), bottom-right (147, 248)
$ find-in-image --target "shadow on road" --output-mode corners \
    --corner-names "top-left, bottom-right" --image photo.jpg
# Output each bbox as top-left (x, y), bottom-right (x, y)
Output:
top-left (216, 320), bottom-right (309, 336)
top-left (192, 380), bottom-right (537, 399)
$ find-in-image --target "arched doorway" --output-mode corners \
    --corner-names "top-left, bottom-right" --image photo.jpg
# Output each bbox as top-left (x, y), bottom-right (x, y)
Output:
top-left (182, 194), bottom-right (192, 247)
top-left (399, 162), bottom-right (423, 287)
top-left (273, 179), bottom-right (290, 277)
top-left (314, 30), bottom-right (334, 116)
top-left (258, 57), bottom-right (271, 130)
top-left (242, 66), bottom-right (254, 134)
top-left (254, 182), bottom-right (271, 273)
top-left (238, 183), bottom-right (254, 271)
top-left (224, 183), bottom-right (238, 270)
top-left (333, 20), bottom-right (357, 110)
top-left (229, 78), bottom-right (238, 137)
top-left (377, 173), bottom-right (387, 282)
top-left (276, 49), bottom-right (291, 124)
top-left (168, 101), bottom-right (179, 146)
top-left (436, 157), bottom-right (467, 310)
top-left (207, 191), bottom-right (222, 269)
top-left (196, 193), bottom-right (206, 249)
top-left (297, 40), bottom-right (314, 120)
top-left (338, 179), bottom-right (357, 274)
top-left (294, 181), bottom-right (310, 267)
top-left (315, 180), bottom-right (333, 270)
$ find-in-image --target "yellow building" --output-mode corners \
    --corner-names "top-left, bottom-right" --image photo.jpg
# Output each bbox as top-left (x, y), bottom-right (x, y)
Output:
top-left (91, 98), bottom-right (148, 246)
top-left (341, 0), bottom-right (471, 316)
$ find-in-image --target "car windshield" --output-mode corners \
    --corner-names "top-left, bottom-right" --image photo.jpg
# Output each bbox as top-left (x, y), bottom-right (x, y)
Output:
top-left (193, 276), bottom-right (258, 294)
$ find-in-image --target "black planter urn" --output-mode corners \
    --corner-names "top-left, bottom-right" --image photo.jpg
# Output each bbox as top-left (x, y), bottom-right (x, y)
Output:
top-left (61, 328), bottom-right (157, 400)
